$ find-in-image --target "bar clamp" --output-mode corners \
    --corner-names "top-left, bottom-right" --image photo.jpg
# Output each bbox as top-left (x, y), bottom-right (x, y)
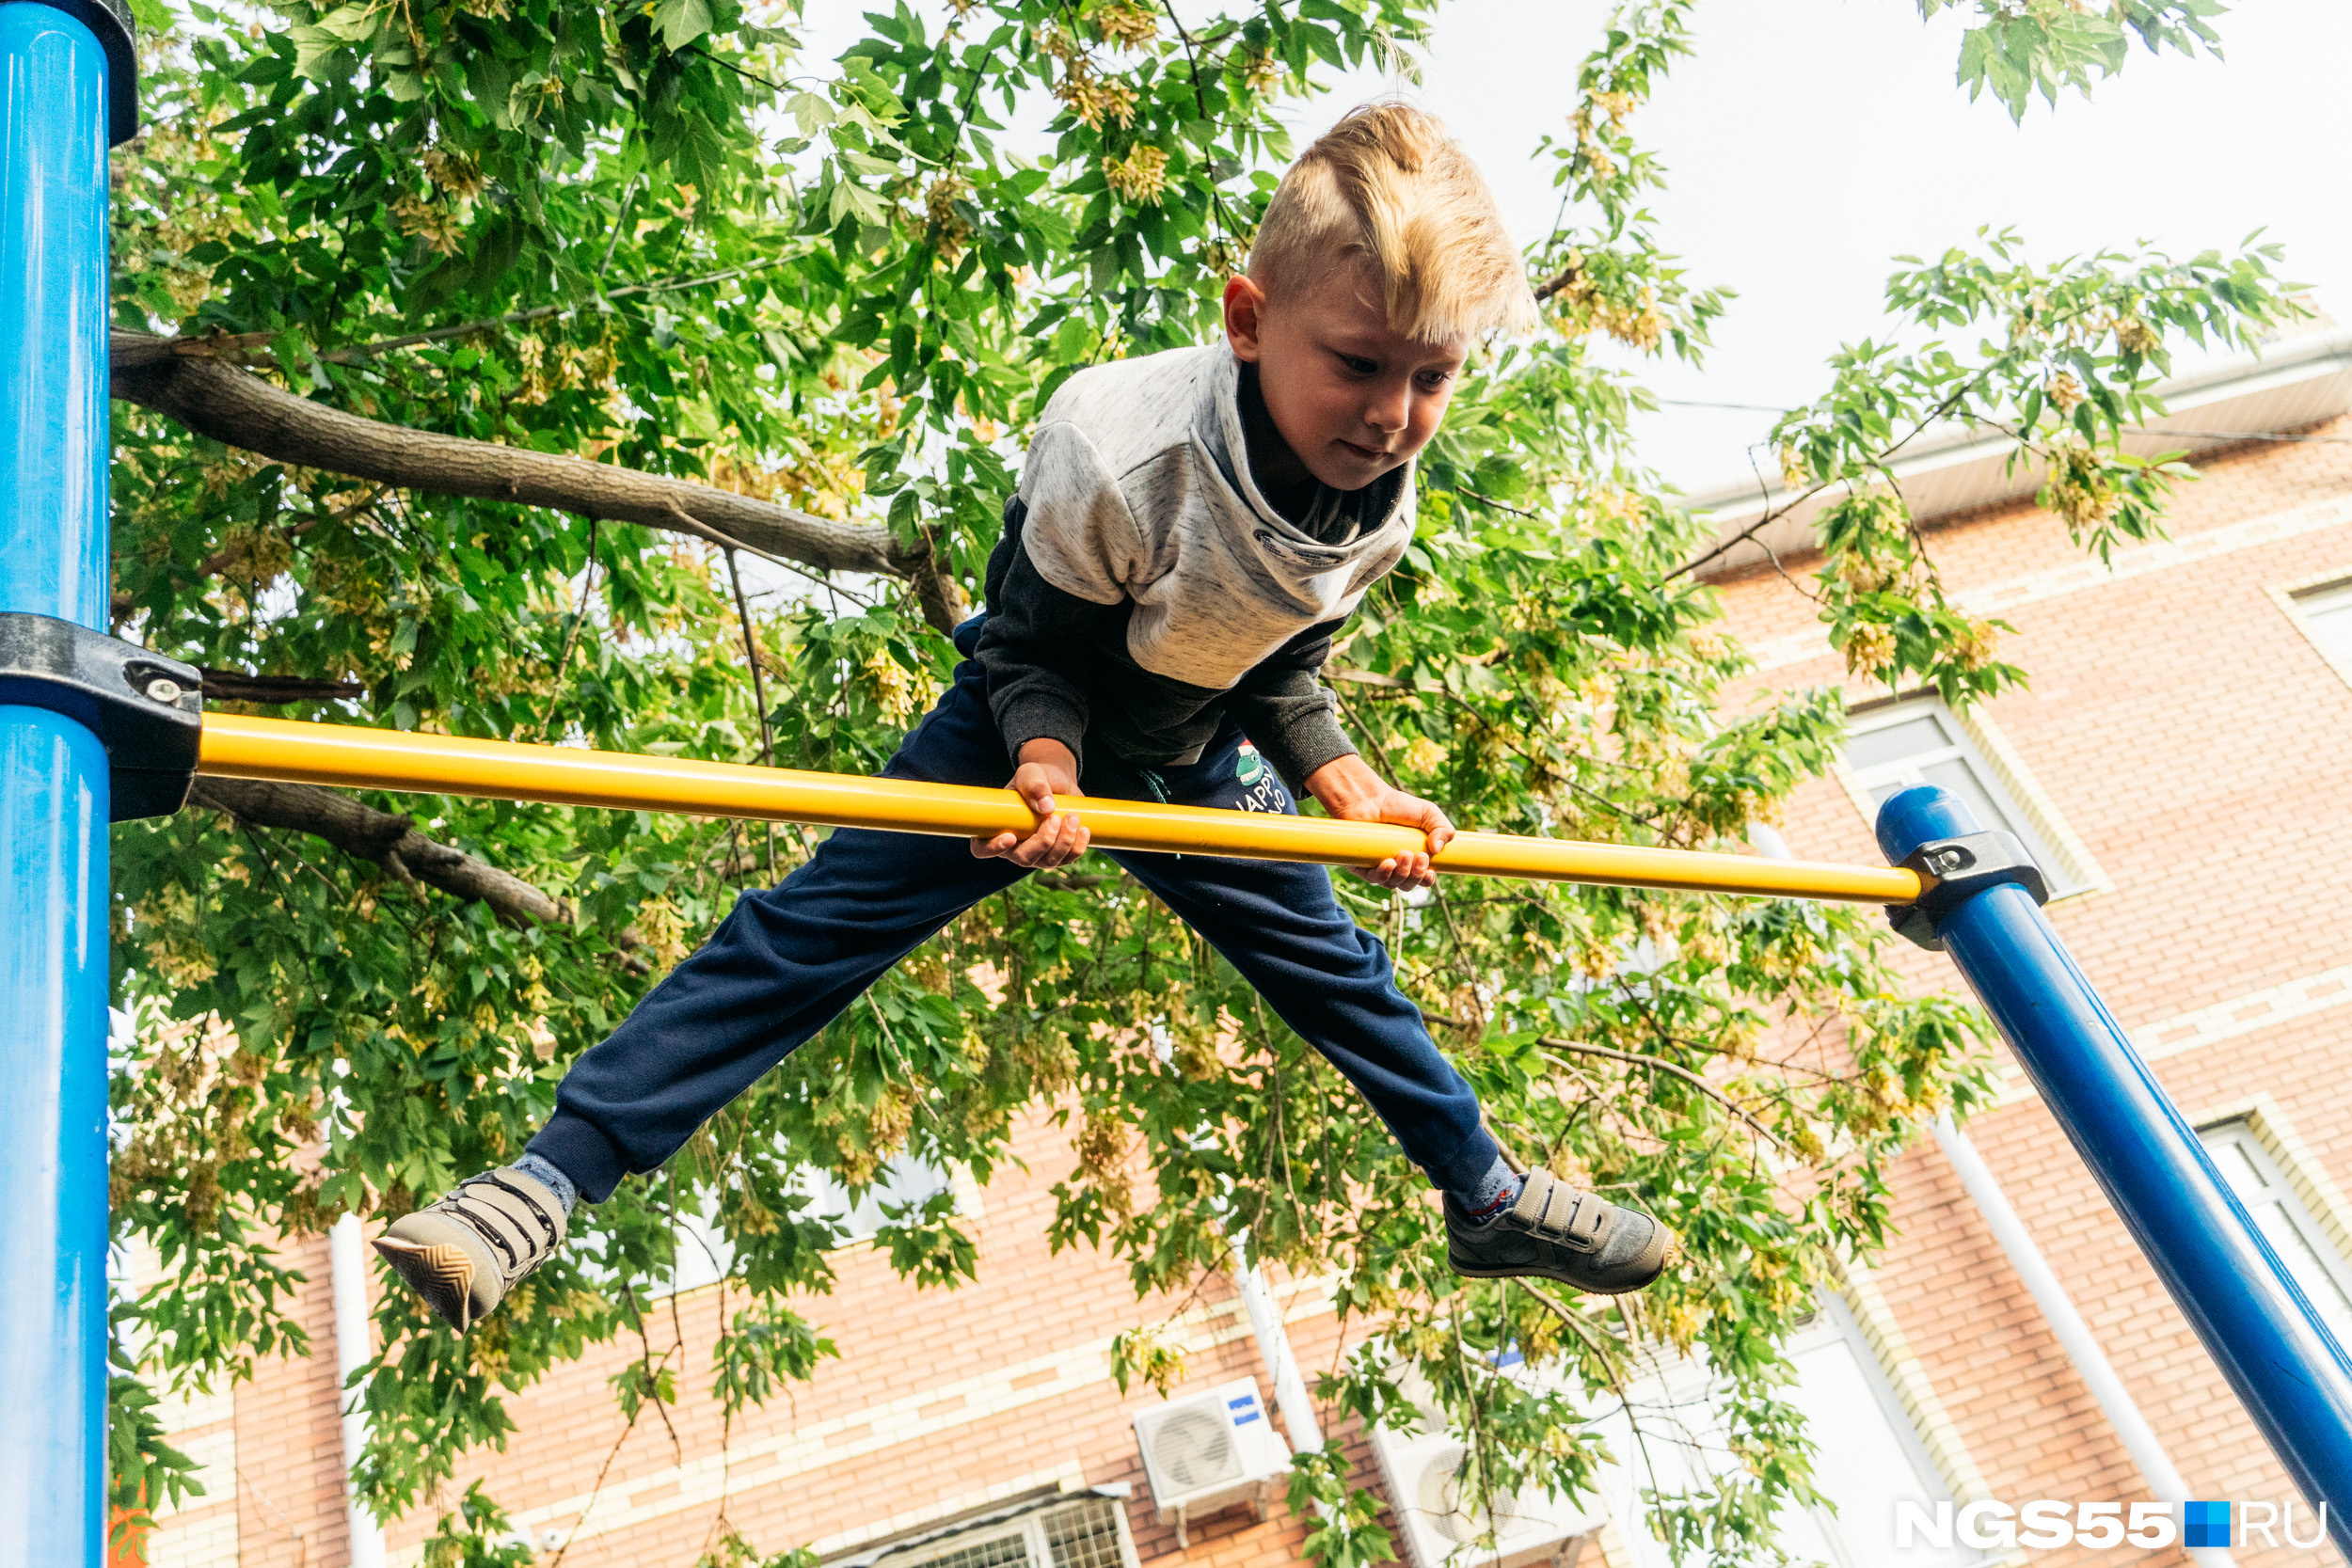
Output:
top-left (1885, 831), bottom-right (2049, 951)
top-left (0, 613), bottom-right (200, 820)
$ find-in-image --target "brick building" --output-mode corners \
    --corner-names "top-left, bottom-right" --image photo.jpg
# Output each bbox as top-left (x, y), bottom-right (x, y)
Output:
top-left (131, 325), bottom-right (2352, 1568)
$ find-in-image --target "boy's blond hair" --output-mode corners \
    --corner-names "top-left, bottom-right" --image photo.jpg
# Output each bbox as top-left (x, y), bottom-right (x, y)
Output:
top-left (1249, 101), bottom-right (1535, 344)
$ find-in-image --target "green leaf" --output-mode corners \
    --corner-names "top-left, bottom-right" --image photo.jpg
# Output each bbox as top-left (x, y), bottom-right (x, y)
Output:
top-left (653, 0), bottom-right (716, 52)
top-left (788, 90), bottom-right (837, 135)
top-left (285, 23), bottom-right (343, 80)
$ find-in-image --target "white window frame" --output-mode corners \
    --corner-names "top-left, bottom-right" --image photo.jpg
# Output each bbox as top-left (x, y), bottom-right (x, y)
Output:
top-left (1837, 693), bottom-right (2106, 900)
top-left (1781, 1295), bottom-right (1975, 1568)
top-left (2197, 1116), bottom-right (2352, 1344)
top-left (1589, 1292), bottom-right (1980, 1568)
top-left (2269, 568), bottom-right (2352, 692)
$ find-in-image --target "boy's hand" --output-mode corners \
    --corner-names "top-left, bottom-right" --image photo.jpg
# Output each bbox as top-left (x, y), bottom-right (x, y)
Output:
top-left (973, 738), bottom-right (1091, 869)
top-left (1303, 753), bottom-right (1454, 891)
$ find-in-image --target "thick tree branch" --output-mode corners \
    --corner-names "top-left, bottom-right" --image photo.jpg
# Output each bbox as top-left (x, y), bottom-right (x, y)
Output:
top-left (186, 775), bottom-right (645, 968)
top-left (109, 330), bottom-right (968, 634)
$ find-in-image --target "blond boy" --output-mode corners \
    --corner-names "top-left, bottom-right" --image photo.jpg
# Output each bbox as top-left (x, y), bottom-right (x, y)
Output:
top-left (379, 103), bottom-right (1669, 1331)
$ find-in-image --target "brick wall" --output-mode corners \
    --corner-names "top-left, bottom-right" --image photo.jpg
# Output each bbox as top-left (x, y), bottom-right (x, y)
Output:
top-left (1709, 418), bottom-right (2352, 1567)
top-left (135, 1099), bottom-right (1406, 1568)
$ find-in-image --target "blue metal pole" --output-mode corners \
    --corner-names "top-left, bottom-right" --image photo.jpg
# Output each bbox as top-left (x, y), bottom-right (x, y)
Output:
top-left (0, 3), bottom-right (118, 1562)
top-left (1881, 785), bottom-right (2352, 1549)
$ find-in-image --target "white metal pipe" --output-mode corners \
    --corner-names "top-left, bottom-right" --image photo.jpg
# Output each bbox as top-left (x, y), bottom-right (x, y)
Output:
top-left (1749, 817), bottom-right (2229, 1561)
top-left (1934, 1114), bottom-right (2234, 1567)
top-left (329, 1213), bottom-right (388, 1568)
top-left (1233, 1262), bottom-right (1324, 1454)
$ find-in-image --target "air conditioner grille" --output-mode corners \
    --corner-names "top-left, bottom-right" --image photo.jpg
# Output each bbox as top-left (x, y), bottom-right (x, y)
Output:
top-left (1415, 1445), bottom-right (1530, 1546)
top-left (1151, 1407), bottom-right (1242, 1490)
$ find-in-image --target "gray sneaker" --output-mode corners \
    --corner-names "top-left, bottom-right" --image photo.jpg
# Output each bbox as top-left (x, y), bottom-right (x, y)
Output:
top-left (374, 1165), bottom-right (568, 1332)
top-left (1444, 1167), bottom-right (1671, 1295)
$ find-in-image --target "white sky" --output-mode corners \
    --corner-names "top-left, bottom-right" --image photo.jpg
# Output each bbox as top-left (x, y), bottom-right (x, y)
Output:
top-left (1288, 0), bottom-right (2352, 494)
top-left (798, 0), bottom-right (2352, 495)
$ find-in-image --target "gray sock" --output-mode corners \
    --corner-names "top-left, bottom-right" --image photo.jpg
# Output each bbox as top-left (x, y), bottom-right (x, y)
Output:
top-left (1459, 1153), bottom-right (1525, 1223)
top-left (511, 1150), bottom-right (580, 1216)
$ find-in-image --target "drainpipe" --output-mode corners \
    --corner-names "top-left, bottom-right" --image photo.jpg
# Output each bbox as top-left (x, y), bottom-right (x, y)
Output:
top-left (1748, 822), bottom-right (2233, 1565)
top-left (1234, 1262), bottom-right (1323, 1454)
top-left (329, 1214), bottom-right (387, 1568)
top-left (1933, 1114), bottom-right (2232, 1567)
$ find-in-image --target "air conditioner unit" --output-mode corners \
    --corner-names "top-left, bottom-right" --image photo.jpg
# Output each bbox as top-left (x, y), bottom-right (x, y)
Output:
top-left (1370, 1377), bottom-right (1606, 1568)
top-left (1131, 1376), bottom-right (1292, 1546)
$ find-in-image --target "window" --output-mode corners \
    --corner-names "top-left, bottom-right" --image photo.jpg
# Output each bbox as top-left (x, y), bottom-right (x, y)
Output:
top-left (650, 1153), bottom-right (954, 1298)
top-left (1594, 1295), bottom-right (1972, 1568)
top-left (908, 1531), bottom-right (1028, 1568)
top-left (1037, 1501), bottom-right (1133, 1568)
top-left (2199, 1120), bottom-right (2352, 1345)
top-left (1844, 696), bottom-right (2082, 895)
top-left (834, 1493), bottom-right (1136, 1568)
top-left (802, 1154), bottom-right (955, 1243)
top-left (2291, 579), bottom-right (2352, 668)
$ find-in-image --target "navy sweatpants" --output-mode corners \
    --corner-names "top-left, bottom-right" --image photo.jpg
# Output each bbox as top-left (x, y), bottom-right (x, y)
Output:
top-left (528, 657), bottom-right (1498, 1203)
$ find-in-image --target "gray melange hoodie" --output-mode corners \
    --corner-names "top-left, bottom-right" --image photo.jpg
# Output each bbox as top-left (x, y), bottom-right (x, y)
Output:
top-left (971, 341), bottom-right (1415, 789)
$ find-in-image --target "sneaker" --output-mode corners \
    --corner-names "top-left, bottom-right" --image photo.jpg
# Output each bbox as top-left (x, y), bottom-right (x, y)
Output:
top-left (374, 1165), bottom-right (568, 1332)
top-left (1443, 1167), bottom-right (1671, 1295)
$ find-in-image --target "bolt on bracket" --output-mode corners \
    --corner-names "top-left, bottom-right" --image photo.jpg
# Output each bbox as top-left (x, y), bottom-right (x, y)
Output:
top-left (1885, 830), bottom-right (2051, 951)
top-left (0, 612), bottom-right (200, 820)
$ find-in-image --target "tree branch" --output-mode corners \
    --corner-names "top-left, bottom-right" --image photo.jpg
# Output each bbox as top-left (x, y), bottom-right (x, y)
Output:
top-left (106, 258), bottom-right (798, 372)
top-left (1326, 666), bottom-right (1430, 691)
top-left (1667, 372), bottom-right (1994, 583)
top-left (108, 330), bottom-right (969, 634)
top-left (198, 668), bottom-right (367, 705)
top-left (185, 775), bottom-right (646, 968)
top-left (1534, 1037), bottom-right (1788, 1149)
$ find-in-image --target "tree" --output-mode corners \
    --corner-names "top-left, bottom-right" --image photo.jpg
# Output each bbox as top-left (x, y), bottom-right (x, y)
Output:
top-left (103, 0), bottom-right (2284, 1560)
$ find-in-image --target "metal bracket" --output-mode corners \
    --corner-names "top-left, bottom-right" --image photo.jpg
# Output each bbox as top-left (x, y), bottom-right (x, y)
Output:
top-left (3, 0), bottom-right (138, 145)
top-left (1885, 831), bottom-right (2050, 951)
top-left (0, 613), bottom-right (200, 820)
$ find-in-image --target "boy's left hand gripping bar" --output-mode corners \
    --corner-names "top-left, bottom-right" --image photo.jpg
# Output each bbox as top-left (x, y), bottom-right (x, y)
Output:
top-left (0, 615), bottom-right (200, 820)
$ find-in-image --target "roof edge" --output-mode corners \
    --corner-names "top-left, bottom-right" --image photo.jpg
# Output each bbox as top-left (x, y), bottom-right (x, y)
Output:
top-left (1680, 325), bottom-right (2352, 563)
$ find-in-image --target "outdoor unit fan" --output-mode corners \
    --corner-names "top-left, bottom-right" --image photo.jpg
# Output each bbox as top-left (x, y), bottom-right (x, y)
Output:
top-left (1371, 1403), bottom-right (1605, 1568)
top-left (1130, 1376), bottom-right (1292, 1546)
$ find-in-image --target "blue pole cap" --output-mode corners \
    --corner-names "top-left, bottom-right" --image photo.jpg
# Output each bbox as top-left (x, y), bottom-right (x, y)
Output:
top-left (1876, 784), bottom-right (2050, 951)
top-left (1874, 784), bottom-right (1983, 863)
top-left (7, 0), bottom-right (138, 144)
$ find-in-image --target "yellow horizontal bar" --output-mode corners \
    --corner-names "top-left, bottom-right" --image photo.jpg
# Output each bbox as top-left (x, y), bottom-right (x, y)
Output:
top-left (194, 714), bottom-right (1927, 905)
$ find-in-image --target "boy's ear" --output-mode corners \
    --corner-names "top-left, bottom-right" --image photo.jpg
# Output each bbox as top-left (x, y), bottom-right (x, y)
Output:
top-left (1222, 275), bottom-right (1270, 362)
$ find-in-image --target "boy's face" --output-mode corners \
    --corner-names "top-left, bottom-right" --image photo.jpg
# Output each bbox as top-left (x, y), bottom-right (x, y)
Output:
top-left (1223, 266), bottom-right (1470, 494)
